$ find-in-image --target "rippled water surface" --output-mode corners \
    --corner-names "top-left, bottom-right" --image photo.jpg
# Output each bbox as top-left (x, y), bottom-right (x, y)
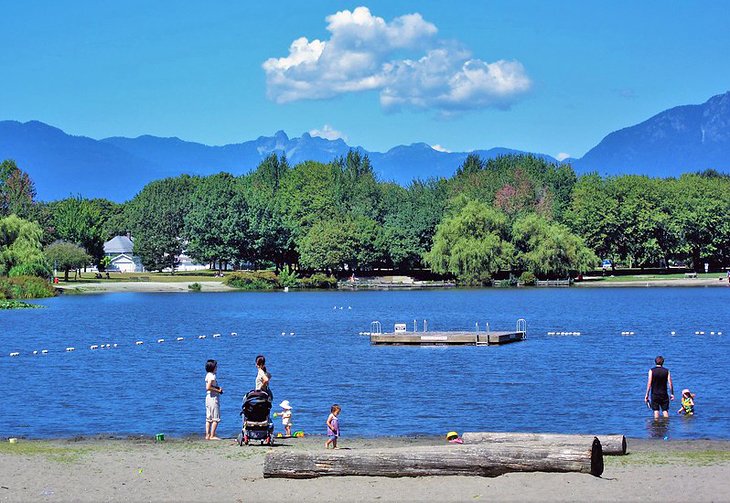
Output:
top-left (1, 287), bottom-right (728, 439)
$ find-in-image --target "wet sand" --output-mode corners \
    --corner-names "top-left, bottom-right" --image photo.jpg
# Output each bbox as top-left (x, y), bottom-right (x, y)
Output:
top-left (1, 436), bottom-right (729, 502)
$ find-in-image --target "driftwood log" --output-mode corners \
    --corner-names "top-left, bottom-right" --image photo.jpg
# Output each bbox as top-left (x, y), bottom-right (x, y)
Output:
top-left (461, 432), bottom-right (627, 456)
top-left (263, 439), bottom-right (603, 478)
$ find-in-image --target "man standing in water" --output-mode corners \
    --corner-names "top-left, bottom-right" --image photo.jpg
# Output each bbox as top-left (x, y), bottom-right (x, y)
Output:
top-left (645, 355), bottom-right (674, 419)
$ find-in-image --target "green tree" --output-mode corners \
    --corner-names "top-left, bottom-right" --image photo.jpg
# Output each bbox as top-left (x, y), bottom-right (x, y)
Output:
top-left (244, 155), bottom-right (295, 270)
top-left (670, 173), bottom-right (730, 270)
top-left (0, 215), bottom-right (48, 276)
top-left (424, 200), bottom-right (514, 285)
top-left (52, 197), bottom-right (107, 265)
top-left (184, 173), bottom-right (252, 270)
top-left (44, 241), bottom-right (91, 281)
top-left (0, 160), bottom-right (36, 219)
top-left (297, 218), bottom-right (357, 272)
top-left (126, 175), bottom-right (198, 272)
top-left (512, 213), bottom-right (598, 278)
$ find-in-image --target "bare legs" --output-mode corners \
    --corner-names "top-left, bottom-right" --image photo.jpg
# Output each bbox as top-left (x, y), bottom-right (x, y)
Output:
top-left (205, 420), bottom-right (220, 440)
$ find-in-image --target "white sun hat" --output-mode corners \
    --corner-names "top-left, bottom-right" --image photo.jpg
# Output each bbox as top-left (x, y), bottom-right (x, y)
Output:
top-left (279, 400), bottom-right (292, 410)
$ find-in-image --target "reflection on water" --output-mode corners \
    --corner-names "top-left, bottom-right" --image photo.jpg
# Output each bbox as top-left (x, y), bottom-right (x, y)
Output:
top-left (0, 287), bottom-right (728, 439)
top-left (646, 417), bottom-right (670, 439)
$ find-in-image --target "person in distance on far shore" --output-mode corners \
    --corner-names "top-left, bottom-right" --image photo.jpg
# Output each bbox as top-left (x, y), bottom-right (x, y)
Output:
top-left (645, 355), bottom-right (674, 419)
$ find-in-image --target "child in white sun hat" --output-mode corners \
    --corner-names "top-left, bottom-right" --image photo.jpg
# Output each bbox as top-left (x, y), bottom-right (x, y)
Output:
top-left (277, 400), bottom-right (293, 436)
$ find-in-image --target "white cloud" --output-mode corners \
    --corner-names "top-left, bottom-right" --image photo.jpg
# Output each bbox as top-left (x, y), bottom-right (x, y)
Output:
top-left (556, 152), bottom-right (571, 161)
top-left (263, 6), bottom-right (531, 113)
top-left (309, 124), bottom-right (347, 141)
top-left (431, 144), bottom-right (450, 153)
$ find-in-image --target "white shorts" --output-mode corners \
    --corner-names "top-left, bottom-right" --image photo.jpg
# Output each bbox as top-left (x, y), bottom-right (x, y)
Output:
top-left (206, 395), bottom-right (220, 423)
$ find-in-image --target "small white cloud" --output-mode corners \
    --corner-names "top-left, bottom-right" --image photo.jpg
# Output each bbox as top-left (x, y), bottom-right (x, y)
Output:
top-left (309, 124), bottom-right (347, 141)
top-left (263, 6), bottom-right (531, 113)
top-left (556, 152), bottom-right (571, 161)
top-left (431, 144), bottom-right (450, 153)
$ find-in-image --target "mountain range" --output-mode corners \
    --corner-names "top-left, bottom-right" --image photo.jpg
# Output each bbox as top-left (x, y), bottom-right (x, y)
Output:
top-left (1, 91), bottom-right (728, 202)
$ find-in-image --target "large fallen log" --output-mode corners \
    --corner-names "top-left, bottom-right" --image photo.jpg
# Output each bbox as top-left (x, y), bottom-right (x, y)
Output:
top-left (263, 439), bottom-right (603, 478)
top-left (461, 432), bottom-right (627, 456)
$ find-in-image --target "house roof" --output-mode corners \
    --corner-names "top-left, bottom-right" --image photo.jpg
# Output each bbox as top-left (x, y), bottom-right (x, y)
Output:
top-left (104, 236), bottom-right (134, 254)
top-left (109, 253), bottom-right (135, 264)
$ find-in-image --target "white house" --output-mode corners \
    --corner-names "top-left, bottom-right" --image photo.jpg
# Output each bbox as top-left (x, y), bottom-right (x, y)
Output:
top-left (104, 235), bottom-right (144, 273)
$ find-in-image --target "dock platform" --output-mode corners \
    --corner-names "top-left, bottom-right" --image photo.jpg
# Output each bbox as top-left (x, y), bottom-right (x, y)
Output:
top-left (370, 330), bottom-right (525, 346)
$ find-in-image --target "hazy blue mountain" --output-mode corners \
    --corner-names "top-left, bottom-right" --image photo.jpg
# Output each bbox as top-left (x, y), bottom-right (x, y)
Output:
top-left (0, 121), bottom-right (555, 201)
top-left (574, 91), bottom-right (730, 175)
top-left (2, 91), bottom-right (728, 201)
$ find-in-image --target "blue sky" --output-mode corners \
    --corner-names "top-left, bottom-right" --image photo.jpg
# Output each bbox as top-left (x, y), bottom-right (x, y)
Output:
top-left (1, 1), bottom-right (728, 159)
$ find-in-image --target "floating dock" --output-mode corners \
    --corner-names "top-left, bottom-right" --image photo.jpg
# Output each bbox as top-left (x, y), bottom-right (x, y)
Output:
top-left (369, 319), bottom-right (526, 346)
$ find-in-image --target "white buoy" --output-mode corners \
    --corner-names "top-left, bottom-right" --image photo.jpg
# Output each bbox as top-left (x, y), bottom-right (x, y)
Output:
top-left (719, 332), bottom-right (723, 335)
top-left (112, 344), bottom-right (118, 348)
top-left (694, 331), bottom-right (700, 335)
top-left (230, 332), bottom-right (237, 336)
top-left (547, 332), bottom-right (555, 335)
top-left (90, 345), bottom-right (98, 350)
top-left (106, 344), bottom-right (111, 349)
top-left (157, 339), bottom-right (165, 343)
top-left (671, 331), bottom-right (676, 335)
top-left (630, 331), bottom-right (635, 335)
top-left (198, 335), bottom-right (206, 339)
top-left (66, 347), bottom-right (75, 352)
top-left (290, 332), bottom-right (294, 336)
top-left (9, 352), bottom-right (19, 357)
top-left (41, 349), bottom-right (48, 354)
top-left (339, 306), bottom-right (343, 310)
top-left (711, 332), bottom-right (715, 335)
top-left (348, 306), bottom-right (352, 310)
top-left (135, 341), bottom-right (143, 345)
top-left (212, 333), bottom-right (220, 338)
top-left (176, 337), bottom-right (184, 341)
top-left (699, 331), bottom-right (705, 335)
top-left (33, 350), bottom-right (38, 355)
top-left (575, 332), bottom-right (581, 335)
top-left (281, 332), bottom-right (286, 336)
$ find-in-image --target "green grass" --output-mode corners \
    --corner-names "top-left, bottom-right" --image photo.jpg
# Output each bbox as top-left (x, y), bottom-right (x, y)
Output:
top-left (607, 449), bottom-right (730, 467)
top-left (0, 442), bottom-right (91, 463)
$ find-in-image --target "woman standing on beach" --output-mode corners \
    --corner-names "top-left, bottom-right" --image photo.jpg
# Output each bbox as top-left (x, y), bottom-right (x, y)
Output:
top-left (255, 354), bottom-right (271, 398)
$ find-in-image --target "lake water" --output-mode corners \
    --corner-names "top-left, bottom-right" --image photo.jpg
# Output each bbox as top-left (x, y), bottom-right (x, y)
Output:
top-left (1, 287), bottom-right (728, 440)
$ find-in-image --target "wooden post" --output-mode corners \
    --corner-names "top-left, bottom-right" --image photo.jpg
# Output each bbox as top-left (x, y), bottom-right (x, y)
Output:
top-left (461, 432), bottom-right (627, 456)
top-left (263, 440), bottom-right (603, 479)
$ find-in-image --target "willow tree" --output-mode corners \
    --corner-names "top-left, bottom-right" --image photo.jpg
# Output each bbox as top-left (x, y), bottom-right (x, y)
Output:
top-left (424, 200), bottom-right (514, 285)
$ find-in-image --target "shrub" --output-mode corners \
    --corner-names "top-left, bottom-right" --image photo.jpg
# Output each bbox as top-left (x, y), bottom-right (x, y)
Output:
top-left (299, 273), bottom-right (337, 289)
top-left (0, 299), bottom-right (43, 309)
top-left (224, 270), bottom-right (280, 290)
top-left (9, 261), bottom-right (52, 278)
top-left (519, 271), bottom-right (537, 286)
top-left (188, 282), bottom-right (202, 292)
top-left (278, 267), bottom-right (300, 288)
top-left (0, 276), bottom-right (55, 300)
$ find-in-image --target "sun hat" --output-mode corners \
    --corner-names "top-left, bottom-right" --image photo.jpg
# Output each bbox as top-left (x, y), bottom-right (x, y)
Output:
top-left (682, 389), bottom-right (693, 396)
top-left (279, 400), bottom-right (292, 410)
top-left (446, 431), bottom-right (459, 440)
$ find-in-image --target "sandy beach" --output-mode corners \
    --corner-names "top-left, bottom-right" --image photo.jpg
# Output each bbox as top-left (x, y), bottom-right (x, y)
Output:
top-left (54, 276), bottom-right (730, 294)
top-left (56, 281), bottom-right (235, 294)
top-left (1, 436), bottom-right (729, 502)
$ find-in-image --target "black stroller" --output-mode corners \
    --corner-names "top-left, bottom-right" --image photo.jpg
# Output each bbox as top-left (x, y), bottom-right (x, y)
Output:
top-left (237, 389), bottom-right (274, 446)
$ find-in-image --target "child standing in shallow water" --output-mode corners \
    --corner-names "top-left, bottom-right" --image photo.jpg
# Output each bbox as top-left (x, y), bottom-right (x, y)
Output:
top-left (678, 389), bottom-right (696, 415)
top-left (204, 359), bottom-right (223, 440)
top-left (325, 404), bottom-right (341, 449)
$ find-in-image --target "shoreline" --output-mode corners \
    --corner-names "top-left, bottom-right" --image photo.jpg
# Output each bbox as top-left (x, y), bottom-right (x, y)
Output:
top-left (2, 435), bottom-right (729, 502)
top-left (53, 277), bottom-right (730, 294)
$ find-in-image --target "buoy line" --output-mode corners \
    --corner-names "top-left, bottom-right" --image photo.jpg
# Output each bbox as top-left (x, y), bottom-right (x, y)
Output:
top-left (2, 330), bottom-right (244, 359)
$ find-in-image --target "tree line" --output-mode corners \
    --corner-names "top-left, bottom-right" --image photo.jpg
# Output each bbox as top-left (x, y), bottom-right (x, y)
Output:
top-left (1, 153), bottom-right (729, 286)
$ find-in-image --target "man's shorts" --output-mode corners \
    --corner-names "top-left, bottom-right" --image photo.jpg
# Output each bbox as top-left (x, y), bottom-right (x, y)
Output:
top-left (651, 397), bottom-right (670, 412)
top-left (206, 395), bottom-right (220, 422)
